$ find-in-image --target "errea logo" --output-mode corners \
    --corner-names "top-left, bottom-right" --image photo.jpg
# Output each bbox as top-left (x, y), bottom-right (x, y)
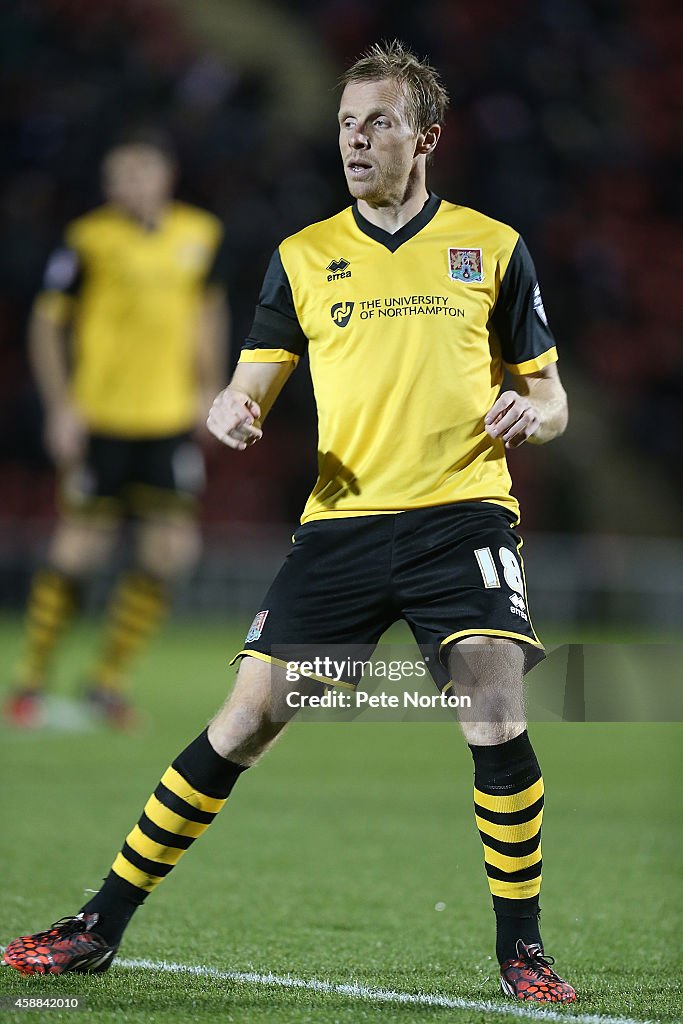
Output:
top-left (327, 257), bottom-right (351, 281)
top-left (510, 592), bottom-right (528, 621)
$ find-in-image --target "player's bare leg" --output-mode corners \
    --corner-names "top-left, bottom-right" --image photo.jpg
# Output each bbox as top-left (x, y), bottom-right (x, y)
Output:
top-left (208, 656), bottom-right (297, 764)
top-left (449, 637), bottom-right (576, 1002)
top-left (451, 636), bottom-right (526, 747)
top-left (135, 515), bottom-right (203, 579)
top-left (2, 656), bottom-right (318, 974)
top-left (49, 517), bottom-right (120, 575)
top-left (5, 517), bottom-right (118, 727)
top-left (84, 514), bottom-right (202, 728)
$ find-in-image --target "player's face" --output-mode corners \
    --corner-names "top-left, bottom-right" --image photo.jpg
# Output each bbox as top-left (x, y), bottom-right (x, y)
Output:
top-left (339, 78), bottom-right (421, 204)
top-left (103, 146), bottom-right (174, 219)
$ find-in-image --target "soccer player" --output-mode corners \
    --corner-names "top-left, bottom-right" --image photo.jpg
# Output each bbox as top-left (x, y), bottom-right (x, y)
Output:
top-left (3, 135), bottom-right (228, 728)
top-left (3, 44), bottom-right (576, 1002)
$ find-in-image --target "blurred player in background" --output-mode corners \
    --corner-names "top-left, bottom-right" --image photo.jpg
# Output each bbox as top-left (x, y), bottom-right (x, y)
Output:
top-left (4, 43), bottom-right (575, 1003)
top-left (4, 135), bottom-right (229, 729)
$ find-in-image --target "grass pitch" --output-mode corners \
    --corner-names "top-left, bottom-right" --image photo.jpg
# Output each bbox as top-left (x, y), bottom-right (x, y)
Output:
top-left (0, 616), bottom-right (680, 1023)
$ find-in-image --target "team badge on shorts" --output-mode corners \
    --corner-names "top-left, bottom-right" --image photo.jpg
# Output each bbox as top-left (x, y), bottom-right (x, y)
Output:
top-left (245, 610), bottom-right (269, 643)
top-left (449, 248), bottom-right (483, 283)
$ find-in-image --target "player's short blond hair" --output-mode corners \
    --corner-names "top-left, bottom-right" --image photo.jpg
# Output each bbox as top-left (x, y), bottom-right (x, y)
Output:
top-left (340, 40), bottom-right (449, 133)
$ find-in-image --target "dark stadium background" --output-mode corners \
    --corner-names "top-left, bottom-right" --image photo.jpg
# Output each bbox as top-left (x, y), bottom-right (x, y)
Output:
top-left (0, 0), bottom-right (681, 625)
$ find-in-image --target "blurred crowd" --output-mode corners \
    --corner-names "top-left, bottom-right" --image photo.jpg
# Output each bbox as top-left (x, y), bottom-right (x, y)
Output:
top-left (1, 0), bottom-right (681, 533)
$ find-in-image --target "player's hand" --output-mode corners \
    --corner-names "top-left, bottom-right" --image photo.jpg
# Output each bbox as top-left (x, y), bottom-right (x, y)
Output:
top-left (485, 391), bottom-right (540, 448)
top-left (206, 387), bottom-right (263, 450)
top-left (44, 403), bottom-right (86, 464)
top-left (194, 390), bottom-right (219, 442)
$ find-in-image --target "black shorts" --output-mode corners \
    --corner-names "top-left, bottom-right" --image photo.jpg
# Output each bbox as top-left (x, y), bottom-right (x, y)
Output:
top-left (59, 432), bottom-right (205, 518)
top-left (232, 502), bottom-right (544, 690)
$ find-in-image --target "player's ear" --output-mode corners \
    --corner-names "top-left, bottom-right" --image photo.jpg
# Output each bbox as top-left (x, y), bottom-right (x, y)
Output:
top-left (415, 123), bottom-right (441, 157)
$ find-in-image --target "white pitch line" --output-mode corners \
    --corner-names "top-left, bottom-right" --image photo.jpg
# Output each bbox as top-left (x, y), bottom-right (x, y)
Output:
top-left (114, 955), bottom-right (657, 1024)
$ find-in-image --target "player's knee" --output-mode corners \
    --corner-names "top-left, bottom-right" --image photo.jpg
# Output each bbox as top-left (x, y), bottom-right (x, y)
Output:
top-left (208, 704), bottom-right (279, 765)
top-left (449, 636), bottom-right (526, 745)
top-left (136, 519), bottom-right (201, 579)
top-left (208, 707), bottom-right (266, 761)
top-left (49, 520), bottom-right (118, 575)
top-left (459, 719), bottom-right (526, 747)
top-left (208, 658), bottom-right (284, 764)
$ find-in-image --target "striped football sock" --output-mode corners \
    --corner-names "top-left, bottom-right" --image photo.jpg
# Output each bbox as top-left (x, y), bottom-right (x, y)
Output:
top-left (80, 730), bottom-right (247, 946)
top-left (469, 730), bottom-right (544, 963)
top-left (89, 571), bottom-right (167, 691)
top-left (14, 568), bottom-right (80, 688)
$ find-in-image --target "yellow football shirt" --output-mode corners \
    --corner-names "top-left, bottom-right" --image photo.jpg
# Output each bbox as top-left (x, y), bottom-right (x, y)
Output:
top-left (36, 202), bottom-right (224, 437)
top-left (240, 194), bottom-right (558, 523)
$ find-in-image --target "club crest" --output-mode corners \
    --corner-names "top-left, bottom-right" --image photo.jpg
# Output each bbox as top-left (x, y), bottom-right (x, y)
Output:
top-left (330, 301), bottom-right (354, 328)
top-left (448, 248), bottom-right (483, 283)
top-left (245, 610), bottom-right (269, 643)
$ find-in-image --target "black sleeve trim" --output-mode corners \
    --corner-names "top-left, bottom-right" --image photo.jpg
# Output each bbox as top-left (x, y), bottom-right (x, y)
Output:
top-left (243, 248), bottom-right (307, 357)
top-left (491, 236), bottom-right (556, 368)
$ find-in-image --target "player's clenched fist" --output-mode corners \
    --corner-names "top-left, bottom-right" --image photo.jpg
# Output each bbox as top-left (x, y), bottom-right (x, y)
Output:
top-left (485, 390), bottom-right (540, 449)
top-left (206, 388), bottom-right (263, 450)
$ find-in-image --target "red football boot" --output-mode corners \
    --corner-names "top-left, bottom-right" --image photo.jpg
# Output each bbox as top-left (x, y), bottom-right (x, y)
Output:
top-left (3, 914), bottom-right (117, 975)
top-left (3, 689), bottom-right (45, 729)
top-left (500, 940), bottom-right (577, 1003)
top-left (83, 685), bottom-right (139, 730)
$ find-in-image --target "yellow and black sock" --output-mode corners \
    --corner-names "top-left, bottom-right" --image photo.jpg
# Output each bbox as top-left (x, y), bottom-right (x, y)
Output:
top-left (89, 571), bottom-right (168, 691)
top-left (80, 729), bottom-right (247, 945)
top-left (14, 568), bottom-right (80, 688)
top-left (469, 730), bottom-right (544, 963)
